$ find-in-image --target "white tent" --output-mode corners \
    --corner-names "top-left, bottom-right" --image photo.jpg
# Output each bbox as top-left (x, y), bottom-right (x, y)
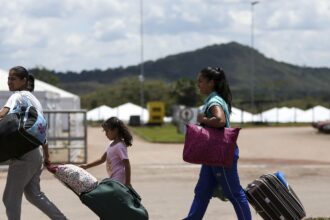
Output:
top-left (231, 107), bottom-right (253, 123)
top-left (34, 79), bottom-right (80, 110)
top-left (113, 102), bottom-right (149, 123)
top-left (257, 107), bottom-right (279, 123)
top-left (299, 105), bottom-right (330, 122)
top-left (87, 105), bottom-right (115, 121)
top-left (256, 106), bottom-right (330, 123)
top-left (0, 68), bottom-right (80, 110)
top-left (88, 103), bottom-right (172, 123)
top-left (256, 107), bottom-right (305, 123)
top-left (257, 107), bottom-right (305, 123)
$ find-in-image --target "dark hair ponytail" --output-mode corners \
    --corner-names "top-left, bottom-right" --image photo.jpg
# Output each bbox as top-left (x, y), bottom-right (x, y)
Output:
top-left (27, 74), bottom-right (35, 92)
top-left (200, 67), bottom-right (232, 113)
top-left (102, 117), bottom-right (133, 147)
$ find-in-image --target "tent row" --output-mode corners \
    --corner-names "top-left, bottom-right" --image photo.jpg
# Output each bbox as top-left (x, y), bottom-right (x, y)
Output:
top-left (88, 104), bottom-right (330, 124)
top-left (87, 103), bottom-right (149, 123)
top-left (231, 106), bottom-right (330, 123)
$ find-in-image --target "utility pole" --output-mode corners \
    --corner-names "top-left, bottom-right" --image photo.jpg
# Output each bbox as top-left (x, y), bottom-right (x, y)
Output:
top-left (139, 0), bottom-right (145, 123)
top-left (250, 1), bottom-right (259, 114)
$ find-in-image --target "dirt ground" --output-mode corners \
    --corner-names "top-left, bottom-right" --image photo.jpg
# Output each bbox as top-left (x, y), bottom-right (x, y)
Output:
top-left (0, 126), bottom-right (330, 219)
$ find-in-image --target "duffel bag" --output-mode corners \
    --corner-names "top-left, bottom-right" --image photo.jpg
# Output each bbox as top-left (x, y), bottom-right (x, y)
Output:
top-left (80, 178), bottom-right (149, 220)
top-left (0, 105), bottom-right (47, 162)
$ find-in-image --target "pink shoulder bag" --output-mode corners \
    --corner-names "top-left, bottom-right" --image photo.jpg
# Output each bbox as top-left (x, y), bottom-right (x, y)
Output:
top-left (183, 123), bottom-right (240, 167)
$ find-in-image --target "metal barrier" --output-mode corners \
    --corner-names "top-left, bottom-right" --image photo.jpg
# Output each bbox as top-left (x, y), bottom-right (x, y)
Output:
top-left (44, 110), bottom-right (87, 164)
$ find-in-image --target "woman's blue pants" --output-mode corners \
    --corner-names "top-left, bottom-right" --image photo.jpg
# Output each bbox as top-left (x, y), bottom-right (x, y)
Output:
top-left (183, 148), bottom-right (251, 220)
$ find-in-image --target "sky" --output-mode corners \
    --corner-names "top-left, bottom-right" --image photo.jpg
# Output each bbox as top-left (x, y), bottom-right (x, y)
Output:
top-left (0, 0), bottom-right (329, 72)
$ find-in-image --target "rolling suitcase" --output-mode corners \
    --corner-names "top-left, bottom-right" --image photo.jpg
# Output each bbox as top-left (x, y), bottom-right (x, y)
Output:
top-left (245, 172), bottom-right (306, 220)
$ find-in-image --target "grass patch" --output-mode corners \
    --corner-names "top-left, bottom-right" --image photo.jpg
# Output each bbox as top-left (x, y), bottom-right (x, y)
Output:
top-left (130, 122), bottom-right (313, 143)
top-left (130, 123), bottom-right (184, 143)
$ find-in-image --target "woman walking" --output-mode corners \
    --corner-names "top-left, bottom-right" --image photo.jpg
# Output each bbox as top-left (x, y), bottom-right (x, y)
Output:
top-left (183, 67), bottom-right (251, 220)
top-left (0, 66), bottom-right (67, 220)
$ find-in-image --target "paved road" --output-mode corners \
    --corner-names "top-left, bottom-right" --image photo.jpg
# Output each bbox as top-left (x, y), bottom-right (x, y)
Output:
top-left (0, 126), bottom-right (329, 219)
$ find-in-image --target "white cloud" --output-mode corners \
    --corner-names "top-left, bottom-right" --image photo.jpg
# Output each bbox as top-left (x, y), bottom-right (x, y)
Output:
top-left (93, 19), bottom-right (128, 41)
top-left (0, 0), bottom-right (329, 71)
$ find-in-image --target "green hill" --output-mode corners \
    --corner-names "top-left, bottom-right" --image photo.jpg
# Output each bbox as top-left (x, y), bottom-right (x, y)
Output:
top-left (30, 42), bottom-right (330, 110)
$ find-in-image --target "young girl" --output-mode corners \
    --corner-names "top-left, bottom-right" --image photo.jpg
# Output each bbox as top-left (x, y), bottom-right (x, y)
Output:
top-left (183, 67), bottom-right (251, 220)
top-left (80, 117), bottom-right (132, 186)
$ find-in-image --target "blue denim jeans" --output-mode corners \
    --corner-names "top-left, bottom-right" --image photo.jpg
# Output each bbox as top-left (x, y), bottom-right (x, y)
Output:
top-left (183, 147), bottom-right (251, 220)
